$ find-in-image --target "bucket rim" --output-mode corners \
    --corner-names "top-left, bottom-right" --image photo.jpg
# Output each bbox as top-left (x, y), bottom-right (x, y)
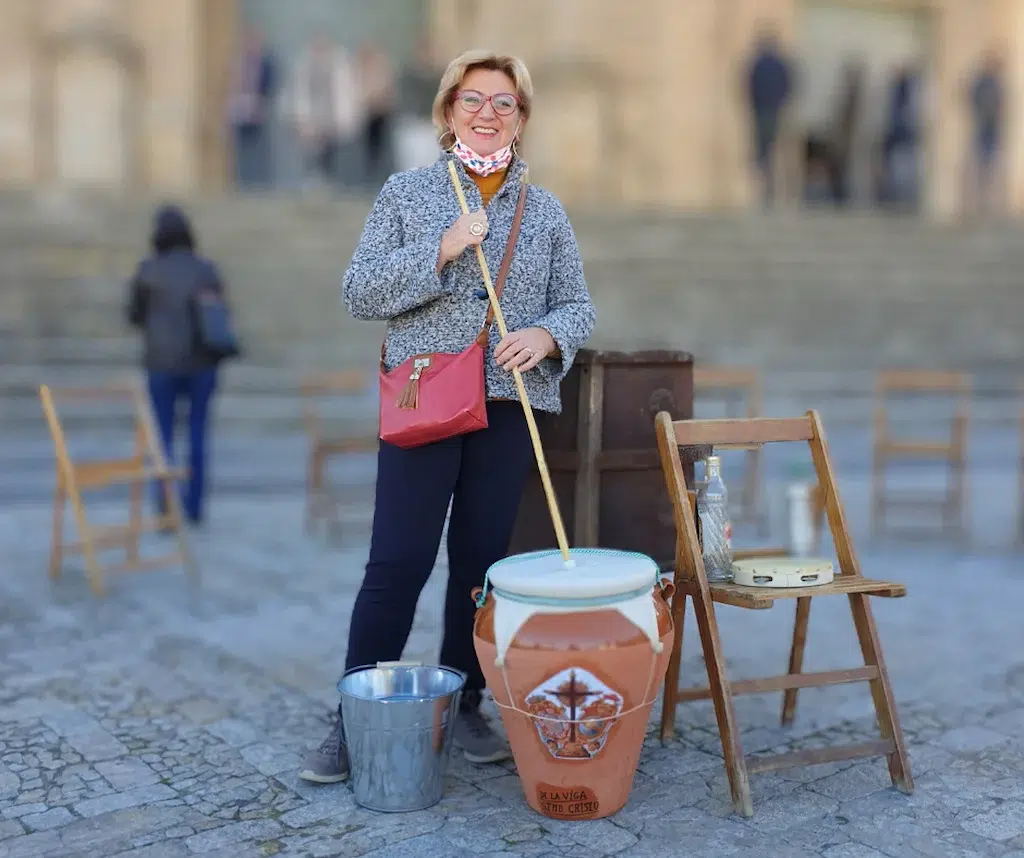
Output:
top-left (337, 662), bottom-right (468, 702)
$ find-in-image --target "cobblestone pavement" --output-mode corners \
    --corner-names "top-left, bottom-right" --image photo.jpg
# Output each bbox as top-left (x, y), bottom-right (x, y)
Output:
top-left (0, 463), bottom-right (1022, 857)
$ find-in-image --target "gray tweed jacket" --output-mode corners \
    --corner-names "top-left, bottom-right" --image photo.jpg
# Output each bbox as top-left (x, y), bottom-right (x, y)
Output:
top-left (342, 152), bottom-right (596, 414)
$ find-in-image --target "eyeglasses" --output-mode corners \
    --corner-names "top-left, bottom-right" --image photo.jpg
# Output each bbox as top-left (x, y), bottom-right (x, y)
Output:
top-left (454, 89), bottom-right (519, 116)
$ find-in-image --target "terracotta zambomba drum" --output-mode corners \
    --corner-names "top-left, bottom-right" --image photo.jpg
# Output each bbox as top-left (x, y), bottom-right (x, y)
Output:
top-left (472, 548), bottom-right (674, 821)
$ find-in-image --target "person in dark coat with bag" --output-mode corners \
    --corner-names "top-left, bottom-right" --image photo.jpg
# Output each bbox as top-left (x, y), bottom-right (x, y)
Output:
top-left (126, 204), bottom-right (231, 526)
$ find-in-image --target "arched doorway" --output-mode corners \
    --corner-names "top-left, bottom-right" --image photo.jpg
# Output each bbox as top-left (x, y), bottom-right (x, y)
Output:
top-left (39, 22), bottom-right (143, 187)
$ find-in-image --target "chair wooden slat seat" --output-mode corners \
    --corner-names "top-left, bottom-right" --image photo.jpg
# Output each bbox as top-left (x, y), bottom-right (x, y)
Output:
top-left (880, 439), bottom-right (958, 458)
top-left (76, 460), bottom-right (189, 489)
top-left (314, 434), bottom-right (379, 455)
top-left (707, 575), bottom-right (907, 610)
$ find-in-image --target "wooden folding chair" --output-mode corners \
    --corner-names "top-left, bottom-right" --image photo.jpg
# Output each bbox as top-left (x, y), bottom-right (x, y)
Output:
top-left (655, 411), bottom-right (913, 817)
top-left (300, 370), bottom-right (378, 537)
top-left (693, 366), bottom-right (766, 533)
top-left (872, 370), bottom-right (971, 543)
top-left (39, 377), bottom-right (197, 597)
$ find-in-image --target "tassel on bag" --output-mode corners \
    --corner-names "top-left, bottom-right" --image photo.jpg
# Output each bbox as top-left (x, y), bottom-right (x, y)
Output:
top-left (395, 375), bottom-right (419, 409)
top-left (395, 357), bottom-right (431, 409)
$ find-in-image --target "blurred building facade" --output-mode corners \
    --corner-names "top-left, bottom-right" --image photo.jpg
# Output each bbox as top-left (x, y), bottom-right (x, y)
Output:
top-left (0, 0), bottom-right (1021, 220)
top-left (0, 0), bottom-right (237, 192)
top-left (433, 0), bottom-right (1024, 219)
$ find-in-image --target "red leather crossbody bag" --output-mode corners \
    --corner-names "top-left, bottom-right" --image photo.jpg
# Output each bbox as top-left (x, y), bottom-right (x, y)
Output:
top-left (378, 178), bottom-right (528, 449)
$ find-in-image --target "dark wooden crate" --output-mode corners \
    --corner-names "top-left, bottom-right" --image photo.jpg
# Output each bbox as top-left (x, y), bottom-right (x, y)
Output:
top-left (508, 349), bottom-right (695, 570)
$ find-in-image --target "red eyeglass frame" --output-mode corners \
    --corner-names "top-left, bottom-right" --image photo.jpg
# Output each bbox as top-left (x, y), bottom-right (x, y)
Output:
top-left (454, 89), bottom-right (520, 115)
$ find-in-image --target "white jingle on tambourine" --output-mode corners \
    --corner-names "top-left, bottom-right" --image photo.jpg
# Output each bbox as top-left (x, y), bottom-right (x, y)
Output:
top-left (731, 556), bottom-right (834, 589)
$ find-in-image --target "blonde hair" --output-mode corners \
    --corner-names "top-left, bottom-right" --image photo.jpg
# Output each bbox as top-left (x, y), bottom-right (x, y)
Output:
top-left (432, 49), bottom-right (534, 150)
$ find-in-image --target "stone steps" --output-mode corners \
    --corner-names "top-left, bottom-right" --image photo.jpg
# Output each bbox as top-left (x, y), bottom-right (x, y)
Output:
top-left (2, 190), bottom-right (1023, 413)
top-left (5, 269), bottom-right (1020, 367)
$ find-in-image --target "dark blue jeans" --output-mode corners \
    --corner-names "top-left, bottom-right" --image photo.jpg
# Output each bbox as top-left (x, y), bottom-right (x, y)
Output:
top-left (344, 400), bottom-right (534, 696)
top-left (753, 108), bottom-right (781, 204)
top-left (146, 369), bottom-right (218, 523)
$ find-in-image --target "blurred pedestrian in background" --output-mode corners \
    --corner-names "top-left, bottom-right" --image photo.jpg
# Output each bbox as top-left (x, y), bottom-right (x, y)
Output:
top-left (967, 50), bottom-right (1005, 215)
top-left (287, 35), bottom-right (365, 191)
top-left (227, 25), bottom-right (278, 189)
top-left (357, 43), bottom-right (397, 187)
top-left (746, 26), bottom-right (794, 207)
top-left (126, 205), bottom-right (233, 526)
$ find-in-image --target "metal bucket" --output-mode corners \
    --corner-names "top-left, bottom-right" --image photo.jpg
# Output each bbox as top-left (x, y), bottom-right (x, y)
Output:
top-left (338, 661), bottom-right (466, 812)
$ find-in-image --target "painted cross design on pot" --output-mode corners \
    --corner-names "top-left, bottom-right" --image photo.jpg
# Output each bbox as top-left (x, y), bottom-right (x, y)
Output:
top-left (524, 667), bottom-right (624, 760)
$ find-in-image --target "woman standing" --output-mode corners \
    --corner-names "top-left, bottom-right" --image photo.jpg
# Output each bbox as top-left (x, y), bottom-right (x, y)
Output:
top-left (126, 204), bottom-right (228, 526)
top-left (300, 49), bottom-right (596, 783)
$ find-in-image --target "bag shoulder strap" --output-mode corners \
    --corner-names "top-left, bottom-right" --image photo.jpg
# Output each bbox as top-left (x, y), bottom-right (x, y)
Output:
top-left (476, 180), bottom-right (528, 346)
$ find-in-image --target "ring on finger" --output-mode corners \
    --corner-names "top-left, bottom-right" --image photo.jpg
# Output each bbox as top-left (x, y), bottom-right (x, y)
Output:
top-left (469, 221), bottom-right (485, 236)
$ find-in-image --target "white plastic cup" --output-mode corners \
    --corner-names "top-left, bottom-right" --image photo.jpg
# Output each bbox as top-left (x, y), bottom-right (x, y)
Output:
top-left (786, 482), bottom-right (815, 557)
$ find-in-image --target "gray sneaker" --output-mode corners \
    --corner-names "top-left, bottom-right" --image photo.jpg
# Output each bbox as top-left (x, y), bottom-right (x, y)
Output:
top-left (455, 695), bottom-right (511, 764)
top-left (298, 715), bottom-right (349, 784)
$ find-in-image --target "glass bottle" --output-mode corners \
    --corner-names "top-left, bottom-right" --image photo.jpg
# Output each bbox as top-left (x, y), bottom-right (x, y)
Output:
top-left (697, 456), bottom-right (734, 583)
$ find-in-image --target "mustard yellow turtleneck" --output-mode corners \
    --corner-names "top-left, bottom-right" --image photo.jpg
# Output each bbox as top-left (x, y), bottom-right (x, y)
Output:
top-left (470, 167), bottom-right (509, 206)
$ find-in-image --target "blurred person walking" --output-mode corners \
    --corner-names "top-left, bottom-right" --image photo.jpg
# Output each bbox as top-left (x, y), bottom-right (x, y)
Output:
top-left (227, 25), bottom-right (278, 189)
top-left (287, 36), bottom-right (365, 190)
top-left (828, 58), bottom-right (865, 207)
top-left (881, 63), bottom-right (923, 208)
top-left (967, 51), bottom-right (1005, 215)
top-left (126, 205), bottom-right (235, 526)
top-left (299, 49), bottom-right (596, 784)
top-left (745, 26), bottom-right (794, 207)
top-left (357, 43), bottom-right (397, 186)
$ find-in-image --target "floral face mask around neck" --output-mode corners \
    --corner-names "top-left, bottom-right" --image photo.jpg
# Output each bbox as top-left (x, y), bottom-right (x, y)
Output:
top-left (450, 120), bottom-right (522, 177)
top-left (451, 138), bottom-right (513, 176)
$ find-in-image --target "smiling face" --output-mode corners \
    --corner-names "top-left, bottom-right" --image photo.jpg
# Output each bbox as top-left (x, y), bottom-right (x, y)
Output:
top-left (449, 67), bottom-right (523, 157)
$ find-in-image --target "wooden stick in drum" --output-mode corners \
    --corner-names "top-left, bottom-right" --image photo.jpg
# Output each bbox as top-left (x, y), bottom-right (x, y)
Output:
top-left (447, 163), bottom-right (573, 566)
